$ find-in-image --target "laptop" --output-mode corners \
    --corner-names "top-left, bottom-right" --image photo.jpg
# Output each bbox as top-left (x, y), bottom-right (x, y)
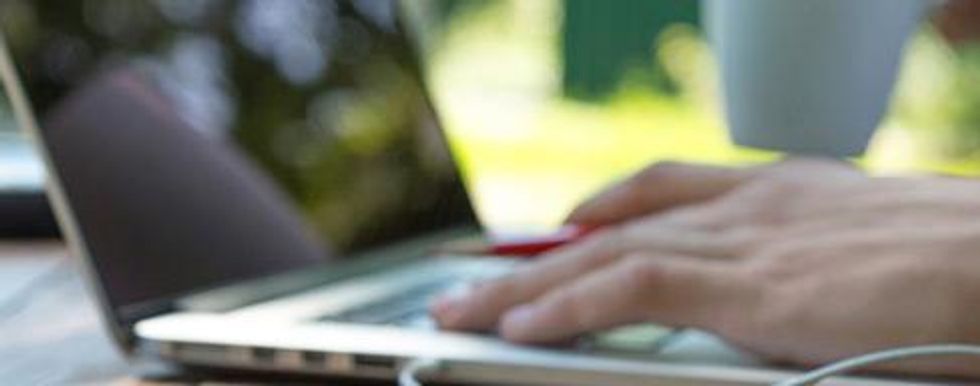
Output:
top-left (0, 1), bottom-right (912, 385)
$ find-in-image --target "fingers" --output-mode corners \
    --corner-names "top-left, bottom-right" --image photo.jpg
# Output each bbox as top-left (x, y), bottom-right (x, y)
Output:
top-left (498, 254), bottom-right (754, 343)
top-left (431, 231), bottom-right (626, 331)
top-left (566, 161), bottom-right (752, 226)
top-left (431, 221), bottom-right (749, 332)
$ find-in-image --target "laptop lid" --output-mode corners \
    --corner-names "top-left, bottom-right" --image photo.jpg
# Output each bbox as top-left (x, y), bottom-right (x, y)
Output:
top-left (0, 0), bottom-right (480, 350)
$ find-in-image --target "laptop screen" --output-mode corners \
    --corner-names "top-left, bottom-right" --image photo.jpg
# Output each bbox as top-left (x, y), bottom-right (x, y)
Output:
top-left (0, 1), bottom-right (479, 324)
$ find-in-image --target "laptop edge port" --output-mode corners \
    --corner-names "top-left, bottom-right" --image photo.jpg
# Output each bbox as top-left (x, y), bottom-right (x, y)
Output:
top-left (353, 354), bottom-right (398, 372)
top-left (250, 347), bottom-right (276, 364)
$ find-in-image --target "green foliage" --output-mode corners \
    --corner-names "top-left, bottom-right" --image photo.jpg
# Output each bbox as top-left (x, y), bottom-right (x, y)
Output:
top-left (561, 0), bottom-right (699, 100)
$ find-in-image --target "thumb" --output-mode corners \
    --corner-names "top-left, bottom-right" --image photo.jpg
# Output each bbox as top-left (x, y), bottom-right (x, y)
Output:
top-left (566, 162), bottom-right (752, 226)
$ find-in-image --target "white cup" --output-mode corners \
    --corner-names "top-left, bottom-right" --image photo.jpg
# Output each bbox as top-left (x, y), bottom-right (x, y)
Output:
top-left (702, 0), bottom-right (936, 157)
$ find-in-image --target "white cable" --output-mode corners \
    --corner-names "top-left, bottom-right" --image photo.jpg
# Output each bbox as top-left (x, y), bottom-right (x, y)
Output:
top-left (398, 357), bottom-right (443, 386)
top-left (774, 344), bottom-right (980, 386)
top-left (396, 345), bottom-right (980, 386)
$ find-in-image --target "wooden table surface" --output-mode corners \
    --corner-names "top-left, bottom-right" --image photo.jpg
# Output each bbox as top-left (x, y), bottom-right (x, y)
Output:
top-left (0, 241), bottom-right (138, 385)
top-left (0, 241), bottom-right (394, 386)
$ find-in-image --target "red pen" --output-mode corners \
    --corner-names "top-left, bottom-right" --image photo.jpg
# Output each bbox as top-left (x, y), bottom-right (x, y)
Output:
top-left (488, 224), bottom-right (597, 256)
top-left (436, 224), bottom-right (599, 258)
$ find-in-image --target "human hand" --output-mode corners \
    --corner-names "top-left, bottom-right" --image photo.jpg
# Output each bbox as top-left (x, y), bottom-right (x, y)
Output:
top-left (431, 158), bottom-right (980, 377)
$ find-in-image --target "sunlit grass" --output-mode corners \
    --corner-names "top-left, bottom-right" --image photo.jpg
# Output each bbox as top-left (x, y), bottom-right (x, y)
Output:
top-left (454, 93), bottom-right (776, 230)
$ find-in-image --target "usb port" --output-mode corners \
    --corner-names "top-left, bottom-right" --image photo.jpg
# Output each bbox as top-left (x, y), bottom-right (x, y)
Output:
top-left (251, 347), bottom-right (276, 364)
top-left (301, 351), bottom-right (326, 367)
top-left (354, 354), bottom-right (396, 371)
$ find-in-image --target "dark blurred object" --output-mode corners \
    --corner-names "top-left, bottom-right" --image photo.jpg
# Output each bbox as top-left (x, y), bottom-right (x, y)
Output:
top-left (0, 134), bottom-right (58, 239)
top-left (0, 191), bottom-right (58, 238)
top-left (935, 0), bottom-right (980, 45)
top-left (562, 0), bottom-right (699, 99)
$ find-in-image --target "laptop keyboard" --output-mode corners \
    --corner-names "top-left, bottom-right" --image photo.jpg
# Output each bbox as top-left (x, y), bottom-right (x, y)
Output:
top-left (316, 279), bottom-right (455, 327)
top-left (314, 273), bottom-right (681, 356)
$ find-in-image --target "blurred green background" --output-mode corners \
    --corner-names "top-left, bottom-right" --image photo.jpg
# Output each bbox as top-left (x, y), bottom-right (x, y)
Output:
top-left (2, 0), bottom-right (980, 235)
top-left (418, 0), bottom-right (980, 230)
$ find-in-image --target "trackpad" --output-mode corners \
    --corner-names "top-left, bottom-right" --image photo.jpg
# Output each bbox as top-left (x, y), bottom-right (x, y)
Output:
top-left (654, 329), bottom-right (764, 366)
top-left (578, 325), bottom-right (761, 367)
top-left (577, 324), bottom-right (678, 355)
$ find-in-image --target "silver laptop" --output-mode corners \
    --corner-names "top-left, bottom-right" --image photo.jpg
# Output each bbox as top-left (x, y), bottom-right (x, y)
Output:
top-left (0, 2), bottom-right (913, 385)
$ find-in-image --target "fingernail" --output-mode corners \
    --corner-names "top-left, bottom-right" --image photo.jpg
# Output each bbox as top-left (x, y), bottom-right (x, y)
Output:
top-left (430, 284), bottom-right (473, 321)
top-left (501, 304), bottom-right (538, 331)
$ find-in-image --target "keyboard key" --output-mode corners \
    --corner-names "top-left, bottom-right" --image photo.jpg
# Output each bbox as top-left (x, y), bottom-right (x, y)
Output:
top-left (317, 278), bottom-right (454, 326)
